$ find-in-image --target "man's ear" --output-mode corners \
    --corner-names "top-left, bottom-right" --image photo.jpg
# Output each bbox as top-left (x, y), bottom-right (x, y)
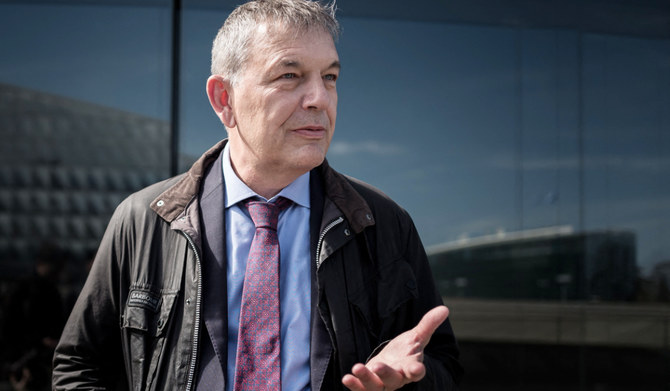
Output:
top-left (206, 75), bottom-right (236, 128)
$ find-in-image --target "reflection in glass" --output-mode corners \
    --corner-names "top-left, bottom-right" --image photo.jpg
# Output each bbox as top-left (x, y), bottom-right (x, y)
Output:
top-left (177, 2), bottom-right (670, 388)
top-left (0, 83), bottom-right (171, 276)
top-left (0, 0), bottom-right (668, 389)
top-left (0, 2), bottom-right (172, 282)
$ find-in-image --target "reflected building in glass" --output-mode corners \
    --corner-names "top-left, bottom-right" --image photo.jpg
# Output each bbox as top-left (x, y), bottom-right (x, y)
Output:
top-left (0, 83), bottom-right (170, 277)
top-left (428, 226), bottom-right (637, 301)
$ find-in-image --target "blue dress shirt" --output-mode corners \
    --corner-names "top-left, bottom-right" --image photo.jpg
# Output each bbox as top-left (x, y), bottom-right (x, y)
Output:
top-left (222, 144), bottom-right (312, 391)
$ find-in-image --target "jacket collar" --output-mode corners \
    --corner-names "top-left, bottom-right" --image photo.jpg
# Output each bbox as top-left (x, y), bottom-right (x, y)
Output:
top-left (150, 139), bottom-right (226, 223)
top-left (315, 159), bottom-right (375, 234)
top-left (150, 138), bottom-right (375, 233)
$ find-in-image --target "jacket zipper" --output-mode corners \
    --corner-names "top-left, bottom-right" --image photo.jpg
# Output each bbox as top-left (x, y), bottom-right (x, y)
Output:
top-left (315, 216), bottom-right (344, 270)
top-left (180, 231), bottom-right (203, 391)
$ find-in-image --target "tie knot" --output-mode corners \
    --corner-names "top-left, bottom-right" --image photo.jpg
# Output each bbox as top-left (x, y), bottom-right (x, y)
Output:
top-left (244, 197), bottom-right (292, 230)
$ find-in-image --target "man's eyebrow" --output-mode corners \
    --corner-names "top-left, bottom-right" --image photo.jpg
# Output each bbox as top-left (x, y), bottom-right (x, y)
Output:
top-left (276, 59), bottom-right (341, 70)
top-left (278, 59), bottom-right (300, 68)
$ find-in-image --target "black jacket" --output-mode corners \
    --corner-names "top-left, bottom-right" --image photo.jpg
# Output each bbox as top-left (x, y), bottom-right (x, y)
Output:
top-left (53, 140), bottom-right (462, 390)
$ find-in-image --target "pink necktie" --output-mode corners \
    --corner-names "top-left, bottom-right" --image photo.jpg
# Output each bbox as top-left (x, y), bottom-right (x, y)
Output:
top-left (233, 197), bottom-right (291, 391)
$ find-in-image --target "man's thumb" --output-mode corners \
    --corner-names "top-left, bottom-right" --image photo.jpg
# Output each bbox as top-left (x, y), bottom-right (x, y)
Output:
top-left (413, 305), bottom-right (449, 345)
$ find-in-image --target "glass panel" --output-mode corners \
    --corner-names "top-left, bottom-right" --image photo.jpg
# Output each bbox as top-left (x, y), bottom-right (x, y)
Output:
top-left (334, 20), bottom-right (520, 246)
top-left (1, 0), bottom-right (661, 389)
top-left (582, 33), bottom-right (670, 298)
top-left (180, 2), bottom-right (670, 388)
top-left (0, 4), bottom-right (173, 388)
top-left (179, 7), bottom-right (234, 168)
top-left (0, 1), bottom-right (172, 288)
top-left (0, 2), bottom-right (171, 118)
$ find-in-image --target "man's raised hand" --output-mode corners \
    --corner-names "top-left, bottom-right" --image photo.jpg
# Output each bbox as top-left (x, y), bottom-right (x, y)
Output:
top-left (341, 305), bottom-right (449, 391)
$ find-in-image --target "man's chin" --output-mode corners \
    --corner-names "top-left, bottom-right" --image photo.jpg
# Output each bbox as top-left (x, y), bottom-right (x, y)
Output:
top-left (292, 149), bottom-right (327, 172)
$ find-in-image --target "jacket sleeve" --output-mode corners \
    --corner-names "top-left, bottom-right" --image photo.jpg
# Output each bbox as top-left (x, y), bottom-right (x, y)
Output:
top-left (405, 217), bottom-right (463, 390)
top-left (370, 209), bottom-right (463, 390)
top-left (52, 205), bottom-right (128, 390)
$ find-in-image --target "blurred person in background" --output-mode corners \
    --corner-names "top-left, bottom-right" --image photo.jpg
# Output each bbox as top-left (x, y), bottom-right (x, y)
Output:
top-left (2, 242), bottom-right (65, 391)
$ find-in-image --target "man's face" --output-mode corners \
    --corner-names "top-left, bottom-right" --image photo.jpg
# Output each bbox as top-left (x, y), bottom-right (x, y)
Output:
top-left (226, 25), bottom-right (339, 179)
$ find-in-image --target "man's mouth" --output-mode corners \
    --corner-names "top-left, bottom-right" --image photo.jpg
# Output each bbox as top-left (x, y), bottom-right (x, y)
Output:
top-left (293, 126), bottom-right (326, 138)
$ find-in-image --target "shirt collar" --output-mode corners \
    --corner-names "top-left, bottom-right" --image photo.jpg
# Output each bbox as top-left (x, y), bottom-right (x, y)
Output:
top-left (222, 143), bottom-right (310, 209)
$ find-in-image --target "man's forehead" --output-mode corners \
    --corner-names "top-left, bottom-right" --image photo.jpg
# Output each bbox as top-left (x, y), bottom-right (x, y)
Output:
top-left (249, 23), bottom-right (338, 64)
top-left (253, 22), bottom-right (335, 49)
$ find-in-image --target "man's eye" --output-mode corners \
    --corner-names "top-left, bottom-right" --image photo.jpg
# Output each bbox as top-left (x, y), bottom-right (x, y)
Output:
top-left (281, 73), bottom-right (297, 79)
top-left (324, 74), bottom-right (338, 81)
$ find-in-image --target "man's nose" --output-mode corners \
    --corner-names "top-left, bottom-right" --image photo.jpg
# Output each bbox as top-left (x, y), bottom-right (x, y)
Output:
top-left (302, 76), bottom-right (332, 110)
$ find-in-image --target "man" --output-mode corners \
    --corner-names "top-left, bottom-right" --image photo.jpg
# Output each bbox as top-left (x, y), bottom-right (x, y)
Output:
top-left (52, 0), bottom-right (463, 390)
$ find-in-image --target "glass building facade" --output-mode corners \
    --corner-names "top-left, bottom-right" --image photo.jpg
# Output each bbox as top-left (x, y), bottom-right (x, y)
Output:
top-left (0, 0), bottom-right (669, 389)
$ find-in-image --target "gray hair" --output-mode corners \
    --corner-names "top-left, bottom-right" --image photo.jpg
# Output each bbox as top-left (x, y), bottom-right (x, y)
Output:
top-left (211, 0), bottom-right (340, 84)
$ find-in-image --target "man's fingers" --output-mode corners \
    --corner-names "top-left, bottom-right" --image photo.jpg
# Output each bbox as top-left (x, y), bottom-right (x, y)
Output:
top-left (342, 306), bottom-right (450, 390)
top-left (341, 373), bottom-right (364, 391)
top-left (342, 374), bottom-right (364, 391)
top-left (413, 305), bottom-right (449, 344)
top-left (342, 364), bottom-right (384, 391)
top-left (404, 360), bottom-right (427, 382)
top-left (370, 361), bottom-right (404, 388)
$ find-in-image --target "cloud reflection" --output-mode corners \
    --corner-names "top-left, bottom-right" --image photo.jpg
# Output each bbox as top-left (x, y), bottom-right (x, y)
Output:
top-left (328, 140), bottom-right (405, 156)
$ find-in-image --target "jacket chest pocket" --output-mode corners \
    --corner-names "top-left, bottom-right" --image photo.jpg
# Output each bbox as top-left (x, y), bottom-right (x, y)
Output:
top-left (122, 288), bottom-right (178, 391)
top-left (348, 257), bottom-right (419, 346)
top-left (375, 257), bottom-right (419, 317)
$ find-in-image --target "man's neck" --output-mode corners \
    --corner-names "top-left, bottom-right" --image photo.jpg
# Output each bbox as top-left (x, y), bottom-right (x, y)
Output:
top-left (228, 157), bottom-right (303, 200)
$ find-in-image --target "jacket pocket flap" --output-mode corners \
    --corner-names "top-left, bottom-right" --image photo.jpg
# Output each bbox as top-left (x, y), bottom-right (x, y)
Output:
top-left (376, 257), bottom-right (418, 317)
top-left (122, 288), bottom-right (178, 336)
top-left (349, 257), bottom-right (419, 324)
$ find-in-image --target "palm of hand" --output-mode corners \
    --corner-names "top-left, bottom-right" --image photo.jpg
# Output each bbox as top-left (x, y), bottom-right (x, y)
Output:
top-left (342, 306), bottom-right (449, 391)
